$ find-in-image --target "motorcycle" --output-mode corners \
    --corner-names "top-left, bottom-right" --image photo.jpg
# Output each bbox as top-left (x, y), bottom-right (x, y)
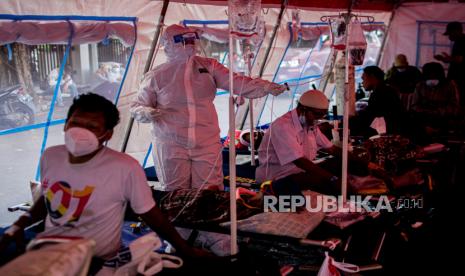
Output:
top-left (0, 85), bottom-right (36, 130)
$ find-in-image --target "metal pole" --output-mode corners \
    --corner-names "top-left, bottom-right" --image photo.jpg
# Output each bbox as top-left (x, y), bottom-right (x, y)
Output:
top-left (120, 0), bottom-right (170, 152)
top-left (318, 49), bottom-right (337, 93)
top-left (245, 49), bottom-right (256, 165)
top-left (249, 98), bottom-right (256, 165)
top-left (341, 2), bottom-right (355, 201)
top-left (239, 0), bottom-right (287, 129)
top-left (228, 33), bottom-right (238, 256)
top-left (375, 9), bottom-right (396, 66)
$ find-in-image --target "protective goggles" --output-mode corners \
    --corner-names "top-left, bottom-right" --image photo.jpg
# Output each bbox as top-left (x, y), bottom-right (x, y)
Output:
top-left (173, 32), bottom-right (199, 45)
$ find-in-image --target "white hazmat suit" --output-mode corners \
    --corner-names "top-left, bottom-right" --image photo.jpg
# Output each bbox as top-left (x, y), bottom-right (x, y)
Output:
top-left (131, 24), bottom-right (286, 191)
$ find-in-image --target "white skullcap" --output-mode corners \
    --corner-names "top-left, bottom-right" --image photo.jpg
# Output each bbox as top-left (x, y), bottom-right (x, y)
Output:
top-left (298, 90), bottom-right (329, 110)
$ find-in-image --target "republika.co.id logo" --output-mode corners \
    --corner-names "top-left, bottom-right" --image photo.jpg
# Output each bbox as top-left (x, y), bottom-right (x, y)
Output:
top-left (263, 195), bottom-right (423, 213)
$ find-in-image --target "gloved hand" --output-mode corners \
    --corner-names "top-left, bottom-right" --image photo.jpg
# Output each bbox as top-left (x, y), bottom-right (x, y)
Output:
top-left (131, 106), bottom-right (162, 123)
top-left (267, 83), bottom-right (287, 96)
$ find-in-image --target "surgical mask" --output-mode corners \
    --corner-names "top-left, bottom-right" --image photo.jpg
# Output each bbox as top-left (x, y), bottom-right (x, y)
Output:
top-left (299, 115), bottom-right (307, 126)
top-left (397, 68), bottom-right (407, 73)
top-left (426, 79), bottom-right (439, 87)
top-left (65, 127), bottom-right (105, 157)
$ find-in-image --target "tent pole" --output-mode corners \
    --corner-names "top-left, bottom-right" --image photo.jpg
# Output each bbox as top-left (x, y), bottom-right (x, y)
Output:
top-left (120, 0), bottom-right (170, 153)
top-left (375, 9), bottom-right (396, 66)
top-left (228, 33), bottom-right (238, 256)
top-left (341, 1), bottom-right (355, 201)
top-left (245, 50), bottom-right (256, 165)
top-left (318, 49), bottom-right (337, 93)
top-left (239, 0), bottom-right (287, 129)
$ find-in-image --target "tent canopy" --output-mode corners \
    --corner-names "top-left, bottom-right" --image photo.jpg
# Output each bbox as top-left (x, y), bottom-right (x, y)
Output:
top-left (173, 0), bottom-right (465, 11)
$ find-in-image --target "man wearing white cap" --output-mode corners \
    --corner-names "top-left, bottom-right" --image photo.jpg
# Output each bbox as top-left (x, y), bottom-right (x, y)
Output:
top-left (256, 89), bottom-right (341, 195)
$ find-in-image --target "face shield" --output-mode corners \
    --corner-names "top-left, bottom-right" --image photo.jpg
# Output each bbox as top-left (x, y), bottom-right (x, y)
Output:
top-left (162, 25), bottom-right (201, 61)
top-left (173, 32), bottom-right (199, 46)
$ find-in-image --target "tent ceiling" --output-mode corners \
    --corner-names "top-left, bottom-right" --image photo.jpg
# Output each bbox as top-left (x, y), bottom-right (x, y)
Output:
top-left (172, 0), bottom-right (465, 11)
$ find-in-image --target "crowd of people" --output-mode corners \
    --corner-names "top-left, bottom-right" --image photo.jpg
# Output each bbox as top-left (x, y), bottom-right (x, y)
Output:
top-left (353, 21), bottom-right (464, 143)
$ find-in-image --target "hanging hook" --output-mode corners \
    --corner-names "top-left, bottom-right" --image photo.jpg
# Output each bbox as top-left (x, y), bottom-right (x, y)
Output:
top-left (262, 8), bottom-right (270, 15)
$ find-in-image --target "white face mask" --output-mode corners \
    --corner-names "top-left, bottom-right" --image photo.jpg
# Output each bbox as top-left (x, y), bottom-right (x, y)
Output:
top-left (64, 127), bottom-right (105, 157)
top-left (299, 114), bottom-right (307, 127)
top-left (426, 79), bottom-right (439, 87)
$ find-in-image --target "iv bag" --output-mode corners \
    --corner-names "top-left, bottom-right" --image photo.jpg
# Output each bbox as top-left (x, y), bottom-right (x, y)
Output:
top-left (330, 17), bottom-right (347, 50)
top-left (291, 10), bottom-right (301, 42)
top-left (229, 0), bottom-right (262, 35)
top-left (348, 20), bottom-right (367, 66)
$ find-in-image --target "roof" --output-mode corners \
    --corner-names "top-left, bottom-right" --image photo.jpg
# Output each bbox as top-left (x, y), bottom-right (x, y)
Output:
top-left (172, 0), bottom-right (465, 12)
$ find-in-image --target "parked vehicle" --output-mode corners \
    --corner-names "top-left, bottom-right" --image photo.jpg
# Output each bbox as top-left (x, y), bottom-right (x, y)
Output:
top-left (0, 85), bottom-right (36, 130)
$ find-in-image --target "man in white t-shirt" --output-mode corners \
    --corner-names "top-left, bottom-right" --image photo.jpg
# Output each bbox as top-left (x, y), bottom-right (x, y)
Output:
top-left (0, 93), bottom-right (207, 260)
top-left (256, 90), bottom-right (342, 195)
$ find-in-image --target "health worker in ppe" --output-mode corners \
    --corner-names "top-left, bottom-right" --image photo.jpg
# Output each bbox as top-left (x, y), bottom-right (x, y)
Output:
top-left (131, 24), bottom-right (287, 191)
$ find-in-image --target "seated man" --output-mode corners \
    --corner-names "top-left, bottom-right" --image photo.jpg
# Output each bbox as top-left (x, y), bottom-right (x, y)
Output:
top-left (351, 66), bottom-right (404, 137)
top-left (0, 93), bottom-right (207, 261)
top-left (410, 62), bottom-right (461, 138)
top-left (385, 54), bottom-right (422, 110)
top-left (48, 66), bottom-right (79, 107)
top-left (255, 90), bottom-right (342, 196)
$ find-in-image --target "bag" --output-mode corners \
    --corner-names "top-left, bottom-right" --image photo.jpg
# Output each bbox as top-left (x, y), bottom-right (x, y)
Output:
top-left (223, 130), bottom-right (248, 150)
top-left (370, 117), bottom-right (387, 135)
top-left (347, 19), bottom-right (367, 66)
top-left (330, 17), bottom-right (347, 50)
top-left (98, 233), bottom-right (182, 276)
top-left (317, 252), bottom-right (359, 276)
top-left (365, 135), bottom-right (418, 175)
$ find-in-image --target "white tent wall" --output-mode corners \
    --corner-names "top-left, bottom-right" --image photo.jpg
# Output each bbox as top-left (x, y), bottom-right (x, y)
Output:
top-left (0, 0), bottom-right (161, 226)
top-left (248, 8), bottom-right (391, 129)
top-left (379, 2), bottom-right (465, 71)
top-left (0, 1), bottom-right (392, 182)
top-left (0, 0), bottom-right (391, 164)
top-left (121, 4), bottom-right (391, 166)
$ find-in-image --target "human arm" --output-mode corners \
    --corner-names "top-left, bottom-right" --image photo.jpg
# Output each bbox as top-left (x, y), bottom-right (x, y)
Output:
top-left (208, 58), bottom-right (287, 98)
top-left (130, 73), bottom-right (162, 123)
top-left (126, 165), bottom-right (212, 258)
top-left (434, 52), bottom-right (451, 63)
top-left (139, 207), bottom-right (209, 258)
top-left (292, 157), bottom-right (335, 181)
top-left (434, 51), bottom-right (463, 63)
top-left (438, 81), bottom-right (460, 117)
top-left (0, 196), bottom-right (47, 253)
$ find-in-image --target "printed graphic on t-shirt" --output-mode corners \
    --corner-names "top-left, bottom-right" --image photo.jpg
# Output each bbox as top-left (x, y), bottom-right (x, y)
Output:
top-left (42, 179), bottom-right (95, 227)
